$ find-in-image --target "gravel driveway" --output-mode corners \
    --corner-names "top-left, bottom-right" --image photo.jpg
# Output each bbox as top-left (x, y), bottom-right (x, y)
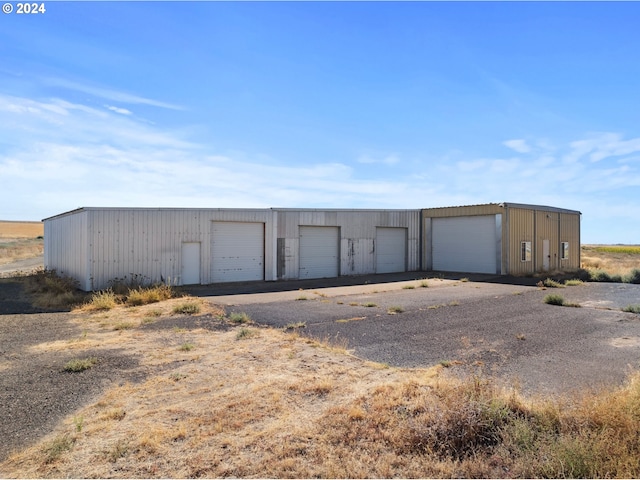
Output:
top-left (0, 280), bottom-right (141, 463)
top-left (212, 279), bottom-right (640, 397)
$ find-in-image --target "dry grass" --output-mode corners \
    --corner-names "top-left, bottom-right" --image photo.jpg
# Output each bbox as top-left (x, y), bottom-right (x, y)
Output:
top-left (3, 294), bottom-right (640, 478)
top-left (581, 244), bottom-right (640, 279)
top-left (0, 221), bottom-right (43, 239)
top-left (0, 221), bottom-right (44, 267)
top-left (0, 238), bottom-right (43, 266)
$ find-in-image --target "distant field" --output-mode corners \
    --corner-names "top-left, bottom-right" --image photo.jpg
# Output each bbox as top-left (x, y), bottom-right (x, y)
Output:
top-left (588, 245), bottom-right (640, 255)
top-left (0, 220), bottom-right (44, 238)
top-left (581, 244), bottom-right (640, 277)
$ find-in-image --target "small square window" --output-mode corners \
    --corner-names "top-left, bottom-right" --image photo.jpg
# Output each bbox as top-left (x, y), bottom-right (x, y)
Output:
top-left (521, 241), bottom-right (532, 262)
top-left (561, 242), bottom-right (569, 260)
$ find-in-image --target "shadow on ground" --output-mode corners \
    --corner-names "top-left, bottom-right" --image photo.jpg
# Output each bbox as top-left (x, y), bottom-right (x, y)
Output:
top-left (181, 271), bottom-right (543, 298)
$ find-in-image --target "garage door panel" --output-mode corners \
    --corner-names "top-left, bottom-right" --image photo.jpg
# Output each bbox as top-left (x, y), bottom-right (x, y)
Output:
top-left (432, 216), bottom-right (496, 274)
top-left (299, 226), bottom-right (339, 279)
top-left (212, 222), bottom-right (264, 282)
top-left (376, 227), bottom-right (407, 273)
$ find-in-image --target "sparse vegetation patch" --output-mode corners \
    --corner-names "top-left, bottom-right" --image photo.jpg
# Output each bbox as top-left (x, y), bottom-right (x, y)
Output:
top-left (284, 321), bottom-right (306, 330)
top-left (544, 294), bottom-right (565, 306)
top-left (63, 357), bottom-right (98, 372)
top-left (622, 305), bottom-right (640, 314)
top-left (229, 311), bottom-right (252, 324)
top-left (172, 301), bottom-right (201, 315)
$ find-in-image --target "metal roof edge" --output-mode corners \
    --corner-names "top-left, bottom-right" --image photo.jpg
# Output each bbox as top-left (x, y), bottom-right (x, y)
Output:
top-left (499, 202), bottom-right (582, 215)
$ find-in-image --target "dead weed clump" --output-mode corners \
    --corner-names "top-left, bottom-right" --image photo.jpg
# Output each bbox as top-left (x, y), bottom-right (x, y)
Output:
top-left (21, 269), bottom-right (86, 308)
top-left (82, 284), bottom-right (177, 312)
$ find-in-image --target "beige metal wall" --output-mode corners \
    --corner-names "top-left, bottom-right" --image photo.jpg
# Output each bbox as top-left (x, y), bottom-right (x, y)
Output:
top-left (276, 209), bottom-right (421, 280)
top-left (505, 207), bottom-right (534, 275)
top-left (421, 204), bottom-right (503, 218)
top-left (560, 212), bottom-right (581, 270)
top-left (422, 203), bottom-right (581, 275)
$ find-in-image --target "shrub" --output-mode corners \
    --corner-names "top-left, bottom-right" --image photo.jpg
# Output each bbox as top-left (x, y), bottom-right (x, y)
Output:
top-left (125, 284), bottom-right (173, 306)
top-left (622, 305), bottom-right (640, 314)
top-left (236, 327), bottom-right (259, 340)
top-left (363, 302), bottom-right (377, 308)
top-left (229, 312), bottom-right (251, 324)
top-left (86, 289), bottom-right (119, 311)
top-left (172, 302), bottom-right (201, 315)
top-left (544, 294), bottom-right (565, 306)
top-left (543, 278), bottom-right (565, 288)
top-left (64, 357), bottom-right (98, 372)
top-left (564, 279), bottom-right (584, 286)
top-left (25, 269), bottom-right (79, 294)
top-left (589, 269), bottom-right (623, 283)
top-left (42, 434), bottom-right (74, 463)
top-left (623, 268), bottom-right (640, 284)
top-left (387, 305), bottom-right (405, 314)
top-left (284, 321), bottom-right (306, 330)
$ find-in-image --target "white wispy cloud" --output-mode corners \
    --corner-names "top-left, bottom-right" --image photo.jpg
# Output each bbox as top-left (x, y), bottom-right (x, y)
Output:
top-left (106, 105), bottom-right (133, 115)
top-left (44, 77), bottom-right (184, 110)
top-left (564, 132), bottom-right (640, 164)
top-left (503, 139), bottom-right (531, 153)
top-left (357, 154), bottom-right (401, 166)
top-left (2, 90), bottom-right (639, 242)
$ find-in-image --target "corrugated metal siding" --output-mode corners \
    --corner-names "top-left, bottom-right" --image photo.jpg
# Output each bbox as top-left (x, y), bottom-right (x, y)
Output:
top-left (535, 210), bottom-right (559, 271)
top-left (506, 208), bottom-right (535, 275)
top-left (44, 210), bottom-right (90, 290)
top-left (82, 208), bottom-right (275, 290)
top-left (275, 209), bottom-right (420, 279)
top-left (423, 204), bottom-right (581, 276)
top-left (560, 212), bottom-right (581, 270)
top-left (422, 204), bottom-right (503, 218)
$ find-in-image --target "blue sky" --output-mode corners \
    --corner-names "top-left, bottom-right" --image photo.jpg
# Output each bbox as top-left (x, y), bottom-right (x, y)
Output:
top-left (1, 2), bottom-right (639, 243)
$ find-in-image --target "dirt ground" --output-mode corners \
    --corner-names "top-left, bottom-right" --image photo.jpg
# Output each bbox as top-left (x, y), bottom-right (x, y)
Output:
top-left (1, 274), bottom-right (640, 474)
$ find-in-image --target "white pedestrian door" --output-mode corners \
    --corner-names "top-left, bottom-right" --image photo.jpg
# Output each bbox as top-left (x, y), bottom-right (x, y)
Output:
top-left (181, 242), bottom-right (201, 285)
top-left (376, 227), bottom-right (407, 273)
top-left (211, 222), bottom-right (264, 282)
top-left (543, 239), bottom-right (550, 271)
top-left (299, 226), bottom-right (340, 279)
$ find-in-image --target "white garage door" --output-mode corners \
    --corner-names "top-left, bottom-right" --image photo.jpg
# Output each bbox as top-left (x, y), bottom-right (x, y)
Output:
top-left (376, 227), bottom-right (406, 273)
top-left (211, 222), bottom-right (264, 282)
top-left (432, 216), bottom-right (497, 274)
top-left (299, 226), bottom-right (339, 279)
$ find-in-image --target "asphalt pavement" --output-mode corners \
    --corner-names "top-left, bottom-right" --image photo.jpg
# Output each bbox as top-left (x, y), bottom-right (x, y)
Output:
top-left (193, 276), bottom-right (640, 397)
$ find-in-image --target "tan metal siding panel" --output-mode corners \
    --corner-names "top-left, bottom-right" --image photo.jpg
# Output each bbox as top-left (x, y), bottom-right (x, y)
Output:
top-left (535, 210), bottom-right (560, 271)
top-left (422, 204), bottom-right (503, 218)
top-left (560, 213), bottom-right (581, 270)
top-left (507, 208), bottom-right (535, 275)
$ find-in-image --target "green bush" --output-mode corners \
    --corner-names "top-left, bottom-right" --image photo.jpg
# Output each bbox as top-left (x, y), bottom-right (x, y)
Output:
top-left (589, 270), bottom-right (623, 283)
top-left (229, 312), bottom-right (252, 324)
top-left (544, 294), bottom-right (565, 306)
top-left (172, 302), bottom-right (201, 315)
top-left (64, 357), bottom-right (98, 372)
top-left (543, 278), bottom-right (565, 288)
top-left (623, 268), bottom-right (640, 284)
